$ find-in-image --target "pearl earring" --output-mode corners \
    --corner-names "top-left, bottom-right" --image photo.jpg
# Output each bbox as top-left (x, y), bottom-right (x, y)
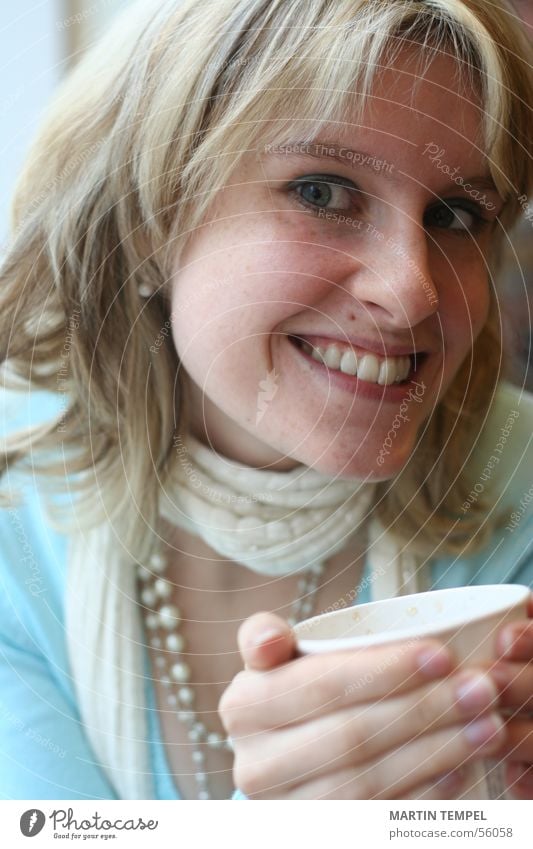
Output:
top-left (138, 283), bottom-right (154, 298)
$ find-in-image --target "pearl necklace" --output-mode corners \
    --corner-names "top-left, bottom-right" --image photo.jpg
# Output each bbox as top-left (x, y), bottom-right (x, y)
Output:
top-left (138, 549), bottom-right (326, 799)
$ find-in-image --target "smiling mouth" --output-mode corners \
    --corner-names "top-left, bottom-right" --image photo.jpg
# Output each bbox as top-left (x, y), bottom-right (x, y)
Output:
top-left (288, 335), bottom-right (427, 386)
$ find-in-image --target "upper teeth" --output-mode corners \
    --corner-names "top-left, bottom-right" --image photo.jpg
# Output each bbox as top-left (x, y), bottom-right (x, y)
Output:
top-left (299, 340), bottom-right (411, 385)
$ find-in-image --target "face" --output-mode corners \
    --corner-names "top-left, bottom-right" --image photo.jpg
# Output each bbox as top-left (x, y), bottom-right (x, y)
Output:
top-left (170, 49), bottom-right (503, 480)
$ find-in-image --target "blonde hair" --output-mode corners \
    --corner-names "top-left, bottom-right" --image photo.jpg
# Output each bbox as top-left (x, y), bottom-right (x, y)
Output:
top-left (1, 0), bottom-right (532, 566)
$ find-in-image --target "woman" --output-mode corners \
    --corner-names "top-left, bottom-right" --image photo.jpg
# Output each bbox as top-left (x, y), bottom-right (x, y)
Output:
top-left (1, 0), bottom-right (532, 800)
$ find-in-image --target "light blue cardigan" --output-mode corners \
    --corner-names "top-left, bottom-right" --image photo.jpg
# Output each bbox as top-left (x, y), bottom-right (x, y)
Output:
top-left (1, 384), bottom-right (532, 799)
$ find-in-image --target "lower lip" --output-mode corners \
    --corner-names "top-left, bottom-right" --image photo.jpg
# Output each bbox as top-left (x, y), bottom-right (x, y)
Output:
top-left (287, 336), bottom-right (427, 401)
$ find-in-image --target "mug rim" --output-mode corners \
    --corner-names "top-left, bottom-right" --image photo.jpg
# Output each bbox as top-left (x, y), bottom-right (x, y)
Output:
top-left (295, 583), bottom-right (531, 653)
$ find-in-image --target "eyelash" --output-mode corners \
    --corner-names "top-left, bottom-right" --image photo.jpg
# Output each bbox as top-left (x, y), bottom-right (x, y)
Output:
top-left (287, 174), bottom-right (361, 214)
top-left (424, 199), bottom-right (491, 236)
top-left (286, 173), bottom-right (492, 236)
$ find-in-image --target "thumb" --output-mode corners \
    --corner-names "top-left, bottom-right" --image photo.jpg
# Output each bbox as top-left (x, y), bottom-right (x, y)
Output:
top-left (238, 611), bottom-right (297, 671)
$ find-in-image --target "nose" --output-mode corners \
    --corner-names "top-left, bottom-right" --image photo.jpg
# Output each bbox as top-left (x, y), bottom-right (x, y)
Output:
top-left (344, 223), bottom-right (440, 328)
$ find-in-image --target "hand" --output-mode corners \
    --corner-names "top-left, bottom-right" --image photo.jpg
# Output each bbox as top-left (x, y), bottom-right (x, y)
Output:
top-left (490, 593), bottom-right (533, 799)
top-left (219, 611), bottom-right (506, 799)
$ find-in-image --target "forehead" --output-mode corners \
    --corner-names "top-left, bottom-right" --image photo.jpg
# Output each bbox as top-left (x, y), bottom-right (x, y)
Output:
top-left (365, 48), bottom-right (482, 134)
top-left (270, 49), bottom-right (487, 176)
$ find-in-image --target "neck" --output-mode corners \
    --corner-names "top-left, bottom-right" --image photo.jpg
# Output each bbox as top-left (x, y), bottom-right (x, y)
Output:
top-left (162, 521), bottom-right (269, 592)
top-left (161, 519), bottom-right (365, 596)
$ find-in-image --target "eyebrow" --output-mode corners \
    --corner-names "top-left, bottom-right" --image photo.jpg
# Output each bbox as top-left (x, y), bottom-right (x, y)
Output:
top-left (263, 140), bottom-right (399, 181)
top-left (262, 139), bottom-right (501, 198)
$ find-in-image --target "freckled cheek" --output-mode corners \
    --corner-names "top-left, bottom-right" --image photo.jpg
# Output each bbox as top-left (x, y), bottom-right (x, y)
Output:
top-left (249, 232), bottom-right (343, 309)
top-left (216, 238), bottom-right (337, 315)
top-left (170, 220), bottom-right (346, 349)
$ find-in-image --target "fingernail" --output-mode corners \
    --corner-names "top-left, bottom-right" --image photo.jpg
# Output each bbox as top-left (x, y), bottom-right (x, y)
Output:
top-left (464, 713), bottom-right (505, 748)
top-left (498, 625), bottom-right (533, 658)
top-left (489, 664), bottom-right (510, 693)
top-left (417, 645), bottom-right (453, 678)
top-left (499, 628), bottom-right (517, 658)
top-left (455, 674), bottom-right (497, 714)
top-left (250, 628), bottom-right (285, 648)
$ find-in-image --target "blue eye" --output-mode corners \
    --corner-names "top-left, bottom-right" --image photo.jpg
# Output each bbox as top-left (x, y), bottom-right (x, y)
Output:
top-left (288, 175), bottom-right (358, 213)
top-left (424, 201), bottom-right (486, 234)
top-left (299, 181), bottom-right (333, 208)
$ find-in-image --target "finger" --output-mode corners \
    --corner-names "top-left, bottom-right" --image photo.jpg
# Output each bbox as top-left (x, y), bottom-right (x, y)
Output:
top-left (222, 639), bottom-right (454, 733)
top-left (395, 769), bottom-right (465, 800)
top-left (237, 612), bottom-right (296, 670)
top-left (494, 718), bottom-right (533, 761)
top-left (328, 716), bottom-right (505, 800)
top-left (232, 670), bottom-right (499, 792)
top-left (505, 762), bottom-right (533, 800)
top-left (253, 716), bottom-right (506, 799)
top-left (490, 661), bottom-right (533, 711)
top-left (495, 620), bottom-right (533, 661)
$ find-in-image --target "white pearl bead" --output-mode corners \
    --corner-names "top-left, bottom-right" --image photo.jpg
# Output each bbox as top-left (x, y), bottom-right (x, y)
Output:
top-left (207, 732), bottom-right (222, 748)
top-left (140, 532), bottom-right (322, 806)
top-left (149, 553), bottom-right (166, 573)
top-left (158, 605), bottom-right (181, 629)
top-left (154, 578), bottom-right (172, 599)
top-left (141, 587), bottom-right (156, 607)
top-left (171, 662), bottom-right (190, 683)
top-left (166, 633), bottom-right (185, 652)
top-left (177, 710), bottom-right (194, 722)
top-left (145, 613), bottom-right (159, 630)
top-left (178, 686), bottom-right (195, 706)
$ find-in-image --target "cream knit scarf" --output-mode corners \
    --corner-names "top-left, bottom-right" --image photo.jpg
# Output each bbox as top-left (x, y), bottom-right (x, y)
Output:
top-left (66, 433), bottom-right (425, 799)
